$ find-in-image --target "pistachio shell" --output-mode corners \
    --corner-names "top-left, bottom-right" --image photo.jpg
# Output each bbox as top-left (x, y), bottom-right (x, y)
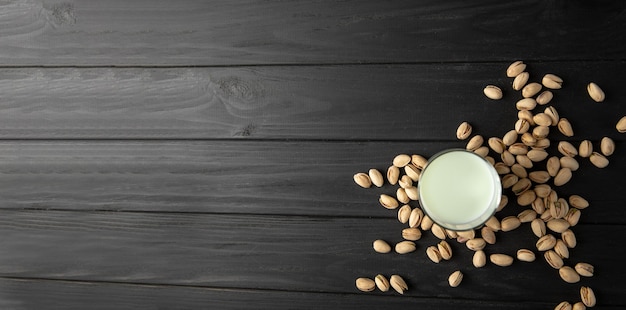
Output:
top-left (575, 262), bottom-right (594, 277)
top-left (405, 186), bottom-right (419, 201)
top-left (554, 240), bottom-right (570, 259)
top-left (485, 216), bottom-right (501, 231)
top-left (490, 254), bottom-right (514, 267)
top-left (590, 152), bottom-right (609, 168)
top-left (560, 156), bottom-right (579, 171)
top-left (402, 227), bottom-right (422, 241)
top-left (578, 140), bottom-right (593, 158)
top-left (411, 154), bottom-right (428, 170)
top-left (533, 113), bottom-right (552, 127)
top-left (601, 136), bottom-right (615, 156)
top-left (558, 118), bottom-right (574, 137)
top-left (529, 171), bottom-right (550, 184)
top-left (512, 72), bottom-right (529, 90)
top-left (448, 270), bottom-right (463, 287)
top-left (408, 208), bottom-right (424, 228)
top-left (555, 301), bottom-right (572, 310)
top-left (532, 125), bottom-right (550, 139)
top-left (617, 115), bottom-right (626, 133)
top-left (375, 274), bottom-right (390, 292)
top-left (396, 188), bottom-right (410, 204)
top-left (516, 98), bottom-right (537, 111)
top-left (426, 246), bottom-right (442, 263)
top-left (562, 229), bottom-right (577, 248)
top-left (558, 141), bottom-right (578, 157)
top-left (503, 129), bottom-right (518, 146)
top-left (395, 241), bottom-right (416, 254)
top-left (554, 168), bottom-right (572, 187)
top-left (544, 106), bottom-right (560, 125)
top-left (431, 223), bottom-right (447, 240)
top-left (438, 240), bottom-right (453, 260)
top-left (481, 226), bottom-right (496, 244)
top-left (545, 250), bottom-right (564, 269)
top-left (473, 250), bottom-right (487, 268)
top-left (488, 137), bottom-right (506, 154)
top-left (522, 82), bottom-right (542, 98)
top-left (569, 195), bottom-right (589, 209)
top-left (397, 204), bottom-right (411, 224)
top-left (531, 218), bottom-right (547, 238)
top-left (572, 302), bottom-right (586, 310)
top-left (456, 122), bottom-right (473, 140)
top-left (379, 194), bottom-right (399, 209)
top-left (516, 249), bottom-right (536, 262)
top-left (536, 90), bottom-right (554, 105)
top-left (466, 238), bottom-right (486, 251)
top-left (515, 119), bottom-right (531, 134)
top-left (559, 266), bottom-right (580, 283)
top-left (536, 234), bottom-right (557, 251)
top-left (547, 156), bottom-right (561, 177)
top-left (501, 216), bottom-right (521, 232)
top-left (516, 155), bottom-right (533, 168)
top-left (542, 74), bottom-right (563, 89)
top-left (466, 135), bottom-right (484, 151)
top-left (580, 286), bottom-right (596, 307)
top-left (390, 275), bottom-right (408, 294)
top-left (527, 149), bottom-right (548, 162)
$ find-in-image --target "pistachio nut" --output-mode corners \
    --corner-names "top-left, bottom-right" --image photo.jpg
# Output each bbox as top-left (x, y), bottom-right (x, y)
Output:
top-left (517, 190), bottom-right (536, 206)
top-left (466, 135), bottom-right (484, 151)
top-left (495, 162), bottom-right (511, 174)
top-left (542, 74), bottom-right (563, 89)
top-left (532, 197), bottom-right (546, 214)
top-left (501, 150), bottom-right (516, 166)
top-left (535, 138), bottom-right (550, 149)
top-left (529, 171), bottom-right (550, 184)
top-left (544, 250), bottom-right (564, 269)
top-left (587, 82), bottom-right (605, 102)
top-left (509, 143), bottom-right (528, 155)
top-left (488, 137), bottom-right (506, 154)
top-left (516, 98), bottom-right (537, 111)
top-left (448, 270), bottom-right (463, 288)
top-left (353, 173), bottom-right (372, 188)
top-left (485, 216), bottom-right (501, 231)
top-left (420, 215), bottom-right (433, 231)
top-left (512, 72), bottom-right (530, 90)
top-left (490, 253), bottom-right (514, 267)
top-left (426, 246), bottom-right (442, 263)
top-left (516, 155), bottom-right (533, 168)
top-left (409, 207), bottom-right (424, 228)
top-left (373, 239), bottom-right (392, 254)
top-left (536, 90), bottom-right (554, 105)
top-left (533, 113), bottom-right (552, 127)
top-left (457, 229), bottom-right (476, 240)
top-left (456, 122), bottom-right (473, 140)
top-left (521, 133), bottom-right (537, 147)
top-left (481, 226), bottom-right (496, 244)
top-left (590, 152), bottom-right (609, 168)
top-left (558, 141), bottom-right (578, 157)
top-left (397, 188), bottom-right (410, 204)
top-left (559, 266), bottom-right (580, 283)
top-left (557, 118), bottom-right (574, 137)
top-left (562, 229), bottom-right (577, 248)
top-left (572, 302), bottom-right (586, 310)
top-left (411, 154), bottom-right (428, 170)
top-left (569, 195), bottom-right (589, 209)
top-left (497, 194), bottom-right (508, 212)
top-left (516, 249), bottom-right (536, 262)
top-left (501, 216), bottom-right (521, 232)
top-left (438, 240), bottom-right (452, 260)
top-left (397, 175), bottom-right (412, 189)
top-left (511, 178), bottom-right (531, 195)
top-left (575, 262), bottom-right (594, 277)
top-left (473, 250), bottom-right (487, 268)
top-left (550, 198), bottom-right (570, 219)
top-left (547, 156), bottom-right (560, 177)
top-left (511, 164), bottom-right (527, 178)
top-left (534, 184), bottom-right (552, 198)
top-left (544, 106), bottom-right (560, 125)
top-left (580, 286), bottom-right (596, 307)
top-left (540, 209), bottom-right (554, 222)
top-left (617, 115), bottom-right (626, 133)
top-left (502, 129), bottom-right (518, 146)
top-left (506, 60), bottom-right (526, 77)
top-left (554, 240), bottom-right (570, 259)
top-left (386, 165), bottom-right (400, 185)
top-left (431, 223), bottom-right (447, 240)
top-left (515, 119), bottom-right (531, 134)
top-left (395, 241), bottom-right (416, 254)
top-left (356, 277), bottom-right (376, 292)
top-left (397, 204), bottom-right (411, 224)
top-left (393, 154), bottom-right (411, 168)
top-left (466, 238), bottom-right (486, 251)
top-left (565, 208), bottom-right (581, 227)
top-left (522, 82), bottom-right (542, 98)
top-left (577, 140), bottom-right (592, 158)
top-left (404, 164), bottom-right (421, 182)
top-left (402, 227), bottom-right (422, 241)
top-left (532, 125), bottom-right (550, 139)
top-left (527, 149), bottom-right (549, 162)
top-left (517, 209), bottom-right (537, 223)
top-left (474, 146), bottom-right (489, 158)
top-left (555, 301), bottom-right (572, 310)
top-left (536, 234), bottom-right (557, 251)
top-left (601, 136), bottom-right (615, 156)
top-left (531, 218), bottom-right (547, 238)
top-left (375, 274), bottom-right (390, 292)
top-left (390, 275), bottom-right (408, 294)
top-left (560, 156), bottom-right (579, 171)
top-left (483, 85), bottom-right (503, 100)
top-left (379, 194), bottom-right (399, 209)
top-left (501, 174), bottom-right (518, 189)
top-left (369, 169), bottom-right (384, 187)
top-left (405, 186), bottom-right (419, 201)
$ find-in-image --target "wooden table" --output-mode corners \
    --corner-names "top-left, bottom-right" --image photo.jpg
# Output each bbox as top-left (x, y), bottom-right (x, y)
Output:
top-left (0, 1), bottom-right (625, 309)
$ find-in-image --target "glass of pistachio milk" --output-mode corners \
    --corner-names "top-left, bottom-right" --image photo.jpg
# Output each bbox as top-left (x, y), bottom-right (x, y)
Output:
top-left (418, 149), bottom-right (501, 231)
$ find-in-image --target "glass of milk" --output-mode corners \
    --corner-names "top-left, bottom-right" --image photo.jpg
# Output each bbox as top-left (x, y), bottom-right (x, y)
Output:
top-left (418, 149), bottom-right (501, 231)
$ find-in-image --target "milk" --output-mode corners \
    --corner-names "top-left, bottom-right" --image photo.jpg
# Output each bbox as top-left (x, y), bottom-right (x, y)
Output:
top-left (418, 149), bottom-right (501, 231)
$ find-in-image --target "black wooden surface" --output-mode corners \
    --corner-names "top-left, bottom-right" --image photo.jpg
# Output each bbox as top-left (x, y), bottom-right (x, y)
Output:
top-left (0, 1), bottom-right (625, 309)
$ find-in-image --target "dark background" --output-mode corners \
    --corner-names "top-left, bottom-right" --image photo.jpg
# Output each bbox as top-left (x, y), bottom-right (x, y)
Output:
top-left (0, 0), bottom-right (624, 309)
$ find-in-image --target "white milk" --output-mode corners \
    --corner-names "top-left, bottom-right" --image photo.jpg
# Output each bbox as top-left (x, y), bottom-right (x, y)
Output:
top-left (418, 149), bottom-right (501, 231)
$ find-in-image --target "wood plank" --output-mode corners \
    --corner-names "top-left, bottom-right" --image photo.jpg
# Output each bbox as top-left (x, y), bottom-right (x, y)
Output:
top-left (0, 278), bottom-right (576, 310)
top-left (0, 0), bottom-right (624, 65)
top-left (0, 141), bottom-right (623, 222)
top-left (0, 210), bottom-right (624, 306)
top-left (3, 278), bottom-right (612, 310)
top-left (0, 63), bottom-right (624, 139)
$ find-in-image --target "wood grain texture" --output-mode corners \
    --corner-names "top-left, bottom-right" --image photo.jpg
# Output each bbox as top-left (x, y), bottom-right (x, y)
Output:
top-left (0, 62), bottom-right (624, 139)
top-left (0, 278), bottom-right (579, 310)
top-left (0, 210), bottom-right (624, 306)
top-left (0, 0), bottom-right (624, 65)
top-left (0, 141), bottom-right (623, 223)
